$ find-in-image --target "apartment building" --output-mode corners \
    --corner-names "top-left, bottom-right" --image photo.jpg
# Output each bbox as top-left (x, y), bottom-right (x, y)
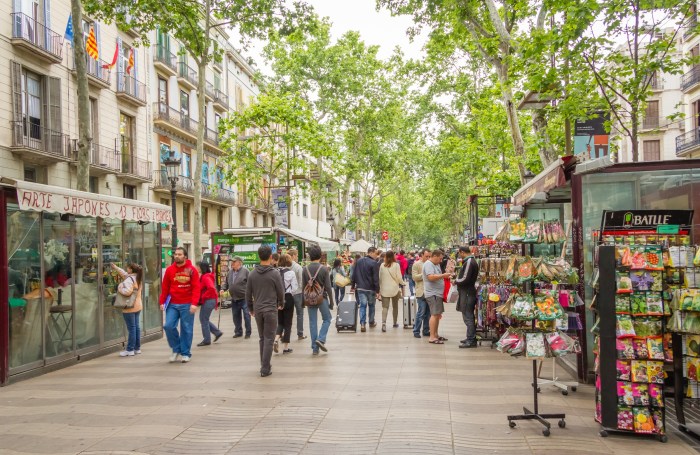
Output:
top-left (677, 4), bottom-right (700, 159)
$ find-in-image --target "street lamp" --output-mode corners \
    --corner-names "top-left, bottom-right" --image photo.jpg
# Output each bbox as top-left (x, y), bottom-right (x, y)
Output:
top-left (163, 150), bottom-right (181, 262)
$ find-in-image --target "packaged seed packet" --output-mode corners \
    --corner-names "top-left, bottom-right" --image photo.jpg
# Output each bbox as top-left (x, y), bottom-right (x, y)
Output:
top-left (617, 338), bottom-right (635, 359)
top-left (633, 317), bottom-right (662, 338)
top-left (534, 290), bottom-right (563, 321)
top-left (647, 361), bottom-right (664, 384)
top-left (632, 338), bottom-right (649, 359)
top-left (616, 314), bottom-right (636, 338)
top-left (645, 246), bottom-right (663, 271)
top-left (526, 332), bottom-right (547, 358)
top-left (652, 409), bottom-right (665, 434)
top-left (512, 294), bottom-right (535, 320)
top-left (646, 293), bottom-right (663, 315)
top-left (617, 381), bottom-right (634, 406)
top-left (631, 360), bottom-right (649, 382)
top-left (615, 295), bottom-right (631, 314)
top-left (617, 407), bottom-right (634, 431)
top-left (617, 272), bottom-right (633, 294)
top-left (647, 337), bottom-right (665, 360)
top-left (632, 383), bottom-right (650, 406)
top-left (617, 360), bottom-right (632, 381)
top-left (631, 271), bottom-right (654, 292)
top-left (649, 384), bottom-right (664, 408)
top-left (633, 407), bottom-right (654, 434)
top-left (650, 271), bottom-right (663, 292)
top-left (631, 293), bottom-right (648, 315)
top-left (631, 247), bottom-right (648, 270)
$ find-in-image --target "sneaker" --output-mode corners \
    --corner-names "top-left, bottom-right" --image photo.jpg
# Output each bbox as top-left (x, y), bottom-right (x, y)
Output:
top-left (233, 334), bottom-right (243, 338)
top-left (197, 341), bottom-right (211, 347)
top-left (413, 333), bottom-right (421, 338)
top-left (382, 324), bottom-right (387, 332)
top-left (244, 334), bottom-right (251, 339)
top-left (135, 350), bottom-right (142, 355)
top-left (369, 322), bottom-right (377, 328)
top-left (283, 348), bottom-right (293, 354)
top-left (315, 340), bottom-right (328, 352)
top-left (393, 324), bottom-right (399, 328)
top-left (119, 350), bottom-right (135, 357)
top-left (261, 371), bottom-right (272, 377)
top-left (298, 334), bottom-right (307, 340)
top-left (459, 343), bottom-right (478, 349)
top-left (181, 356), bottom-right (191, 363)
top-left (361, 325), bottom-right (366, 332)
top-left (312, 350), bottom-right (319, 356)
top-left (169, 352), bottom-right (180, 363)
top-left (214, 333), bottom-right (223, 342)
top-left (273, 340), bottom-right (279, 354)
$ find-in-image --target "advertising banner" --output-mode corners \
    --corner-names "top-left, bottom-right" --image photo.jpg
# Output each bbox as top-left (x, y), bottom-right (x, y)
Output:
top-left (574, 113), bottom-right (610, 160)
top-left (271, 188), bottom-right (289, 228)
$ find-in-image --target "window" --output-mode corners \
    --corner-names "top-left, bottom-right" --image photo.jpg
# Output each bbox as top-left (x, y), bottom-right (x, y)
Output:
top-left (643, 140), bottom-right (661, 161)
top-left (202, 160), bottom-right (209, 184)
top-left (123, 184), bottom-right (136, 199)
top-left (303, 204), bottom-right (308, 218)
top-left (296, 202), bottom-right (300, 216)
top-left (90, 98), bottom-right (99, 146)
top-left (182, 152), bottom-right (191, 178)
top-left (180, 90), bottom-right (190, 117)
top-left (215, 113), bottom-right (222, 131)
top-left (217, 209), bottom-right (224, 231)
top-left (202, 207), bottom-right (209, 233)
top-left (214, 72), bottom-right (222, 91)
top-left (239, 208), bottom-right (246, 227)
top-left (263, 215), bottom-right (268, 227)
top-left (120, 113), bottom-right (134, 173)
top-left (182, 202), bottom-right (191, 232)
top-left (89, 176), bottom-right (98, 194)
top-left (216, 166), bottom-right (225, 188)
top-left (253, 213), bottom-right (258, 227)
top-left (693, 100), bottom-right (700, 130)
top-left (158, 77), bottom-right (168, 106)
top-left (160, 198), bottom-right (169, 206)
top-left (183, 243), bottom-right (191, 256)
top-left (11, 62), bottom-right (62, 141)
top-left (643, 101), bottom-right (659, 129)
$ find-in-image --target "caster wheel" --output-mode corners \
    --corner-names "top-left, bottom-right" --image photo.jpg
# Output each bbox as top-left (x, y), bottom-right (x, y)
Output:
top-left (542, 429), bottom-right (550, 437)
top-left (571, 386), bottom-right (577, 392)
top-left (509, 421), bottom-right (516, 428)
top-left (600, 430), bottom-right (609, 438)
top-left (562, 390), bottom-right (569, 396)
top-left (659, 435), bottom-right (668, 443)
top-left (558, 419), bottom-right (566, 428)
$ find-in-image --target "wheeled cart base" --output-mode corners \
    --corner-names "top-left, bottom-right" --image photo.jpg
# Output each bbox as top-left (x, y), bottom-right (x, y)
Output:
top-left (507, 360), bottom-right (566, 436)
top-left (599, 426), bottom-right (667, 443)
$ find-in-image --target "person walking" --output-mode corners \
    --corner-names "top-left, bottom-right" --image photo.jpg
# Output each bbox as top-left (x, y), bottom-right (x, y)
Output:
top-left (456, 246), bottom-right (480, 348)
top-left (303, 245), bottom-right (335, 355)
top-left (412, 249), bottom-right (431, 338)
top-left (378, 251), bottom-right (405, 332)
top-left (351, 247), bottom-right (380, 332)
top-left (274, 254), bottom-right (298, 355)
top-left (160, 247), bottom-right (200, 363)
top-left (111, 262), bottom-right (143, 357)
top-left (406, 252), bottom-right (416, 296)
top-left (246, 245), bottom-right (285, 377)
top-left (223, 257), bottom-right (251, 339)
top-left (331, 258), bottom-right (347, 304)
top-left (423, 249), bottom-right (451, 345)
top-left (196, 261), bottom-right (223, 347)
top-left (288, 249), bottom-right (307, 340)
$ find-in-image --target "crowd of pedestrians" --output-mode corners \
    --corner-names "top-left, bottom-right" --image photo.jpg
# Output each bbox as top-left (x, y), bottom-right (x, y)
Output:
top-left (117, 243), bottom-right (482, 377)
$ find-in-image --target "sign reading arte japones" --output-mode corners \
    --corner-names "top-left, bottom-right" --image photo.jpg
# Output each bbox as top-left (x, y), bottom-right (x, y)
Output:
top-left (600, 210), bottom-right (694, 232)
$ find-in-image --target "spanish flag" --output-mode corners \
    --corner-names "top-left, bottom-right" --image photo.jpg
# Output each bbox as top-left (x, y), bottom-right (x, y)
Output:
top-left (102, 41), bottom-right (118, 69)
top-left (86, 25), bottom-right (99, 60)
top-left (126, 48), bottom-right (134, 75)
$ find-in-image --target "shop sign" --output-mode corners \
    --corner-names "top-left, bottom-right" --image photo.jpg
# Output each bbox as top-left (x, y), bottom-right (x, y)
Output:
top-left (16, 181), bottom-right (172, 223)
top-left (512, 166), bottom-right (566, 206)
top-left (601, 210), bottom-right (693, 232)
top-left (211, 233), bottom-right (276, 246)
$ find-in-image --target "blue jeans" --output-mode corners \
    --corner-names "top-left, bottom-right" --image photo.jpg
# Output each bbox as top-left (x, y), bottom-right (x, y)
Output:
top-left (231, 299), bottom-right (252, 336)
top-left (407, 276), bottom-right (415, 296)
top-left (307, 299), bottom-right (331, 353)
top-left (356, 290), bottom-right (376, 326)
top-left (164, 304), bottom-right (195, 357)
top-left (334, 285), bottom-right (346, 304)
top-left (199, 299), bottom-right (222, 343)
top-left (294, 294), bottom-right (304, 336)
top-left (413, 296), bottom-right (431, 336)
top-left (122, 311), bottom-right (141, 352)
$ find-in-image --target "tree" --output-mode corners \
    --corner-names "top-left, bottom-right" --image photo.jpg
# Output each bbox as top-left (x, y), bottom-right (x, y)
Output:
top-left (71, 0), bottom-right (91, 192)
top-left (85, 0), bottom-right (313, 261)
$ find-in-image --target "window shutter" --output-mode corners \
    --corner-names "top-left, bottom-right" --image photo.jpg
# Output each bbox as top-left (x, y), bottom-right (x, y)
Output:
top-left (117, 37), bottom-right (124, 87)
top-left (47, 76), bottom-right (62, 133)
top-left (11, 61), bottom-right (23, 124)
top-left (44, 0), bottom-right (51, 29)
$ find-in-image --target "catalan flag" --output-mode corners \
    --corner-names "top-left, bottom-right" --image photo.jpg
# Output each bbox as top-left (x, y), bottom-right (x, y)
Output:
top-left (86, 25), bottom-right (98, 60)
top-left (126, 48), bottom-right (134, 75)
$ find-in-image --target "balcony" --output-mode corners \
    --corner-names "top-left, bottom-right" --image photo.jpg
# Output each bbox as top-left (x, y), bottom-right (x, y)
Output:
top-left (10, 12), bottom-right (63, 63)
top-left (119, 154), bottom-right (152, 183)
top-left (153, 103), bottom-right (199, 141)
top-left (642, 117), bottom-right (660, 130)
top-left (70, 54), bottom-right (111, 89)
top-left (10, 120), bottom-right (71, 164)
top-left (686, 14), bottom-right (698, 39)
top-left (213, 89), bottom-right (229, 111)
top-left (237, 193), bottom-right (253, 208)
top-left (681, 66), bottom-right (700, 92)
top-left (205, 127), bottom-right (220, 148)
top-left (153, 44), bottom-right (177, 76)
top-left (177, 61), bottom-right (198, 90)
top-left (116, 72), bottom-right (147, 107)
top-left (71, 142), bottom-right (120, 176)
top-left (205, 81), bottom-right (216, 101)
top-left (153, 171), bottom-right (237, 206)
top-left (646, 74), bottom-right (662, 91)
top-left (676, 129), bottom-right (700, 157)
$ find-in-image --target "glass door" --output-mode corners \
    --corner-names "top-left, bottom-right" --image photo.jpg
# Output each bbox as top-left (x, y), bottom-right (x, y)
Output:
top-left (102, 219), bottom-right (125, 345)
top-left (74, 217), bottom-right (100, 350)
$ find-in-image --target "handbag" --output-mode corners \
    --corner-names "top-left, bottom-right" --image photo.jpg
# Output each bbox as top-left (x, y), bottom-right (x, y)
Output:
top-left (113, 277), bottom-right (137, 309)
top-left (446, 284), bottom-right (459, 304)
top-left (334, 272), bottom-right (351, 288)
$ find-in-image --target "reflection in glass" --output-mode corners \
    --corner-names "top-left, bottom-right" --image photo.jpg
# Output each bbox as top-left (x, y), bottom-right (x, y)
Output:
top-left (103, 219), bottom-right (125, 344)
top-left (75, 217), bottom-right (100, 349)
top-left (7, 201), bottom-right (43, 368)
top-left (43, 213), bottom-right (73, 358)
top-left (142, 222), bottom-right (162, 331)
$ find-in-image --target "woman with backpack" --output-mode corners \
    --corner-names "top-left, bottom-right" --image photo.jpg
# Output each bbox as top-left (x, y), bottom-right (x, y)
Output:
top-left (110, 262), bottom-right (143, 357)
top-left (378, 251), bottom-right (405, 332)
top-left (196, 261), bottom-right (223, 346)
top-left (274, 254), bottom-right (298, 354)
top-left (331, 258), bottom-right (347, 304)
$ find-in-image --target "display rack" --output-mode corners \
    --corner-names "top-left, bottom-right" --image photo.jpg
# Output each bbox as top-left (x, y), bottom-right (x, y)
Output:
top-left (537, 357), bottom-right (579, 395)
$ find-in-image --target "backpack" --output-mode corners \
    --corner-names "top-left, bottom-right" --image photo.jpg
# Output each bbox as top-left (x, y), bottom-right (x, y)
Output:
top-left (303, 265), bottom-right (325, 307)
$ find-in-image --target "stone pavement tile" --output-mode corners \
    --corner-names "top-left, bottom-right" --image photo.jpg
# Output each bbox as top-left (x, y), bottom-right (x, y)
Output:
top-left (81, 436), bottom-right (172, 453)
top-left (0, 422), bottom-right (120, 439)
top-left (325, 407), bottom-right (390, 420)
top-left (375, 441), bottom-right (455, 455)
top-left (300, 442), bottom-right (379, 455)
top-left (227, 439), bottom-right (305, 454)
top-left (453, 432), bottom-right (530, 452)
top-left (109, 424), bottom-right (190, 439)
top-left (525, 434), bottom-right (611, 453)
top-left (0, 434), bottom-right (102, 454)
top-left (150, 440), bottom-right (235, 455)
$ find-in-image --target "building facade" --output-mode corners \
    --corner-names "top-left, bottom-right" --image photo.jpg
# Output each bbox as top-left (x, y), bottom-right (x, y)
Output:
top-left (677, 4), bottom-right (700, 159)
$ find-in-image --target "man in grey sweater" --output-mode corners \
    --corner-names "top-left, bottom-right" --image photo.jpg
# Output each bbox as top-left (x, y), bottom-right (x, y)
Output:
top-left (246, 245), bottom-right (285, 377)
top-left (302, 245), bottom-right (335, 355)
top-left (223, 257), bottom-right (251, 338)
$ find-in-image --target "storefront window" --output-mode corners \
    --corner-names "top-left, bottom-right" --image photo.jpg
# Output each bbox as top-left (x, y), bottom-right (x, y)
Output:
top-left (102, 219), bottom-right (125, 345)
top-left (43, 213), bottom-right (73, 358)
top-left (7, 201), bottom-right (42, 369)
top-left (75, 217), bottom-right (100, 350)
top-left (142, 222), bottom-right (162, 332)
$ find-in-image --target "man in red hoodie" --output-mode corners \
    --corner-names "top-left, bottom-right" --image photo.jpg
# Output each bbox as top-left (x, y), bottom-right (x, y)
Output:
top-left (160, 247), bottom-right (200, 363)
top-left (396, 250), bottom-right (409, 281)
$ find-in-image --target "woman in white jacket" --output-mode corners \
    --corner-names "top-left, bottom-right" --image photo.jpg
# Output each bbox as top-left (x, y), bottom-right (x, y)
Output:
top-left (274, 254), bottom-right (299, 354)
top-left (378, 251), bottom-right (405, 332)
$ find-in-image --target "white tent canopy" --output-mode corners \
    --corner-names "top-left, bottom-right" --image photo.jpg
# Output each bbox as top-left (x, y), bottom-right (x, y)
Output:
top-left (277, 228), bottom-right (339, 252)
top-left (349, 238), bottom-right (373, 253)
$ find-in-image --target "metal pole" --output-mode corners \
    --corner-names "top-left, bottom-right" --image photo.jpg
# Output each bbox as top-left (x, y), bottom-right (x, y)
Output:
top-left (170, 181), bottom-right (178, 264)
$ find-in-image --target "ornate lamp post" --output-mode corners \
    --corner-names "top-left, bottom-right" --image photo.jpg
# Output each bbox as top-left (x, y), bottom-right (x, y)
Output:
top-left (163, 150), bottom-right (181, 262)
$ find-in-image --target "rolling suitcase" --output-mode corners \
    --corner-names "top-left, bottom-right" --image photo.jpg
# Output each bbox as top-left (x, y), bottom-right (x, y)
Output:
top-left (403, 296), bottom-right (416, 328)
top-left (336, 300), bottom-right (359, 332)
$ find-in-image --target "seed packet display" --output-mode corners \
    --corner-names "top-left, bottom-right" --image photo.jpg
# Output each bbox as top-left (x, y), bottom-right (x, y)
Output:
top-left (650, 272), bottom-right (663, 292)
top-left (645, 292), bottom-right (663, 315)
top-left (523, 220), bottom-right (541, 243)
top-left (647, 337), bottom-right (664, 360)
top-left (534, 290), bottom-right (563, 321)
top-left (615, 295), bottom-right (631, 314)
top-left (617, 338), bottom-right (635, 359)
top-left (511, 294), bottom-right (534, 320)
top-left (686, 335), bottom-right (700, 357)
top-left (632, 383), bottom-right (650, 406)
top-left (617, 246), bottom-right (632, 268)
top-left (631, 246), bottom-right (648, 269)
top-left (633, 407), bottom-right (655, 434)
top-left (633, 317), bottom-right (662, 338)
top-left (632, 338), bottom-right (649, 359)
top-left (617, 272), bottom-right (633, 294)
top-left (644, 246), bottom-right (663, 271)
top-left (630, 293), bottom-right (647, 315)
top-left (617, 360), bottom-right (632, 381)
top-left (652, 409), bottom-right (664, 434)
top-left (618, 407), bottom-right (634, 431)
top-left (631, 360), bottom-right (649, 383)
top-left (616, 314), bottom-right (636, 338)
top-left (682, 313), bottom-right (700, 334)
top-left (647, 361), bottom-right (664, 384)
top-left (649, 384), bottom-right (664, 408)
top-left (630, 271), bottom-right (654, 292)
top-left (617, 381), bottom-right (634, 406)
top-left (509, 219), bottom-right (526, 242)
top-left (525, 332), bottom-right (546, 358)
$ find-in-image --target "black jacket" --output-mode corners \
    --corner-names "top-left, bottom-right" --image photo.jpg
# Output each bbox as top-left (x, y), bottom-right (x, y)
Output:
top-left (351, 256), bottom-right (379, 293)
top-left (455, 256), bottom-right (479, 290)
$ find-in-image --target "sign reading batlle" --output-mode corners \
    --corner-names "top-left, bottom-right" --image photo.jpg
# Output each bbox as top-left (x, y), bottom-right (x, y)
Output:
top-left (16, 180), bottom-right (172, 224)
top-left (601, 210), bottom-right (694, 232)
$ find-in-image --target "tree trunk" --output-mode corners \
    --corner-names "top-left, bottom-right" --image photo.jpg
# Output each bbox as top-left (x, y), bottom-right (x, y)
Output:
top-left (631, 104), bottom-right (639, 162)
top-left (193, 61), bottom-right (206, 262)
top-left (495, 62), bottom-right (527, 183)
top-left (71, 0), bottom-right (91, 192)
top-left (531, 109), bottom-right (558, 166)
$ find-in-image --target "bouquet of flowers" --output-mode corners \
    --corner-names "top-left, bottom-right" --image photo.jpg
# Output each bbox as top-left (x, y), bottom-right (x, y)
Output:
top-left (44, 239), bottom-right (68, 264)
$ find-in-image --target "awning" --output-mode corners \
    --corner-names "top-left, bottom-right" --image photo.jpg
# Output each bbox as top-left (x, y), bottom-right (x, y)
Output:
top-left (512, 156), bottom-right (577, 206)
top-left (15, 180), bottom-right (173, 224)
top-left (277, 227), bottom-right (339, 252)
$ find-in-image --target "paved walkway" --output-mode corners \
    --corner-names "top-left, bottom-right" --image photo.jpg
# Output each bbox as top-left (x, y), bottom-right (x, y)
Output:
top-left (0, 306), bottom-right (696, 455)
